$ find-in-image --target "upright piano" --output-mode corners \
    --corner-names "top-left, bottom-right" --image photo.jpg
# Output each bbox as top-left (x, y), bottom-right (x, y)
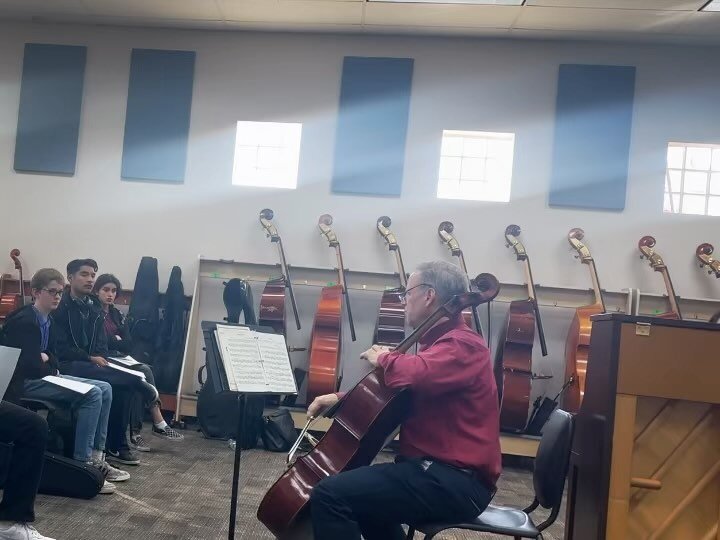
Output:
top-left (565, 314), bottom-right (720, 540)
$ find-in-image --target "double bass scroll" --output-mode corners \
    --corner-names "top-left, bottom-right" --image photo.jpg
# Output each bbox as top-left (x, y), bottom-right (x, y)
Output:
top-left (0, 249), bottom-right (25, 323)
top-left (696, 243), bottom-right (720, 278)
top-left (638, 235), bottom-right (682, 319)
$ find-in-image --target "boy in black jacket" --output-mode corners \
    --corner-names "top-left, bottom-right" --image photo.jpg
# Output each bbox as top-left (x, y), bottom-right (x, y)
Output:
top-left (0, 268), bottom-right (127, 492)
top-left (94, 274), bottom-right (183, 452)
top-left (53, 259), bottom-right (158, 466)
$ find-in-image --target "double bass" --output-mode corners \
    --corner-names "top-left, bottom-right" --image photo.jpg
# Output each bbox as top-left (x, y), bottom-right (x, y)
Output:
top-left (437, 221), bottom-right (484, 336)
top-left (257, 274), bottom-right (501, 539)
top-left (374, 216), bottom-right (408, 346)
top-left (258, 209), bottom-right (301, 335)
top-left (496, 225), bottom-right (547, 432)
top-left (306, 215), bottom-right (356, 404)
top-left (0, 249), bottom-right (25, 322)
top-left (696, 242), bottom-right (720, 278)
top-left (638, 235), bottom-right (682, 319)
top-left (562, 228), bottom-right (605, 414)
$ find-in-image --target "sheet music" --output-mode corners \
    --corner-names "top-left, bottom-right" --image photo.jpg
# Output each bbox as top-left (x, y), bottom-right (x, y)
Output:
top-left (214, 325), bottom-right (297, 395)
top-left (42, 375), bottom-right (94, 395)
top-left (106, 362), bottom-right (146, 379)
top-left (109, 355), bottom-right (141, 366)
top-left (0, 346), bottom-right (21, 400)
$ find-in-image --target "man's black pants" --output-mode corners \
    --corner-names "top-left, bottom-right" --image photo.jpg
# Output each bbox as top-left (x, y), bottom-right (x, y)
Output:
top-left (310, 459), bottom-right (494, 540)
top-left (61, 362), bottom-right (136, 452)
top-left (0, 401), bottom-right (48, 523)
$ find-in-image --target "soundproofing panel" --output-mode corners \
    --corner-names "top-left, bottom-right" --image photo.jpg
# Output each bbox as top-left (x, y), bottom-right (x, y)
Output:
top-left (549, 64), bottom-right (636, 211)
top-left (14, 43), bottom-right (87, 175)
top-left (121, 49), bottom-right (195, 182)
top-left (332, 56), bottom-right (414, 197)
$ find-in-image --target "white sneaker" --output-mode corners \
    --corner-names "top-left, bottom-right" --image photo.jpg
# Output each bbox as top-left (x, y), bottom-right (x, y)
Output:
top-left (26, 525), bottom-right (56, 540)
top-left (0, 522), bottom-right (56, 540)
top-left (99, 480), bottom-right (116, 494)
top-left (104, 461), bottom-right (130, 482)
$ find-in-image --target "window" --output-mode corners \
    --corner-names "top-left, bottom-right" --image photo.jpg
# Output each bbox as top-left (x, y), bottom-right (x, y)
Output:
top-left (664, 142), bottom-right (720, 216)
top-left (437, 130), bottom-right (515, 202)
top-left (232, 121), bottom-right (302, 189)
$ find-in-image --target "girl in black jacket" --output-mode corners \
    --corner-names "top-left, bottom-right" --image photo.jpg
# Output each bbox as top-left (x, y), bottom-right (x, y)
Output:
top-left (93, 274), bottom-right (183, 449)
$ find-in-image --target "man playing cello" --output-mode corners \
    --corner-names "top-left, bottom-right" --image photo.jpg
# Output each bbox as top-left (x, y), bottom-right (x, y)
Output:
top-left (307, 260), bottom-right (501, 540)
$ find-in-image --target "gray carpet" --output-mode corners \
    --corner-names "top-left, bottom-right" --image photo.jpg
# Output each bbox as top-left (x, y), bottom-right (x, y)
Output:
top-left (33, 424), bottom-right (565, 540)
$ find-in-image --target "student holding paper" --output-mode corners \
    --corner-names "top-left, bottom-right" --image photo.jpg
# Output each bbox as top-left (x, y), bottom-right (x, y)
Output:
top-left (0, 269), bottom-right (127, 493)
top-left (53, 260), bottom-right (159, 467)
top-left (94, 274), bottom-right (183, 451)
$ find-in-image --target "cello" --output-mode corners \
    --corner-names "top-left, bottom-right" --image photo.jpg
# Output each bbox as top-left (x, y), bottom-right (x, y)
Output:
top-left (374, 216), bottom-right (408, 346)
top-left (638, 235), bottom-right (682, 319)
top-left (562, 228), bottom-right (605, 414)
top-left (258, 209), bottom-right (302, 335)
top-left (437, 221), bottom-right (484, 336)
top-left (0, 249), bottom-right (25, 322)
top-left (695, 242), bottom-right (720, 279)
top-left (306, 215), bottom-right (356, 404)
top-left (496, 225), bottom-right (547, 432)
top-left (257, 274), bottom-right (500, 539)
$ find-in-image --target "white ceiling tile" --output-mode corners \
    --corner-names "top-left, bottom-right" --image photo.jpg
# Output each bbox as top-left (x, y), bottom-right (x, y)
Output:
top-left (82, 0), bottom-right (223, 20)
top-left (525, 0), bottom-right (705, 10)
top-left (0, 0), bottom-right (89, 16)
top-left (515, 6), bottom-right (688, 32)
top-left (217, 0), bottom-right (363, 24)
top-left (364, 3), bottom-right (522, 28)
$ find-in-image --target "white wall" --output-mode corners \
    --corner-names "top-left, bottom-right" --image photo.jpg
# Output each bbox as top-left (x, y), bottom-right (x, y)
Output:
top-left (1, 21), bottom-right (720, 303)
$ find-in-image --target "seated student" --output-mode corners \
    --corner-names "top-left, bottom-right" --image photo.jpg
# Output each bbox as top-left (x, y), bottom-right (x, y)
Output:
top-left (93, 274), bottom-right (183, 450)
top-left (1, 269), bottom-right (128, 493)
top-left (0, 401), bottom-right (54, 540)
top-left (53, 259), bottom-right (158, 467)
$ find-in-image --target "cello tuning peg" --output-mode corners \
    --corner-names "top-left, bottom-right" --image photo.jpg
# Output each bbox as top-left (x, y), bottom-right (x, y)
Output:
top-left (709, 271), bottom-right (714, 275)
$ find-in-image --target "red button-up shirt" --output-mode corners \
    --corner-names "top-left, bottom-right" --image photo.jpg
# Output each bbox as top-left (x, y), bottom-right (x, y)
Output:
top-left (377, 315), bottom-right (502, 487)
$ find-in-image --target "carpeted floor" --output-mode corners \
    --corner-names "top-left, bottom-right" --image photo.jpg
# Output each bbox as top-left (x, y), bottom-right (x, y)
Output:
top-left (33, 423), bottom-right (565, 540)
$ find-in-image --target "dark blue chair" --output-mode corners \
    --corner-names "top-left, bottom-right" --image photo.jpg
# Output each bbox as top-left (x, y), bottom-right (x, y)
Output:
top-left (406, 409), bottom-right (574, 540)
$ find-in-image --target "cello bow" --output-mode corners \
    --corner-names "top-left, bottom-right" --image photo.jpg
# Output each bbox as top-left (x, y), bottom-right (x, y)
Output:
top-left (437, 221), bottom-right (484, 336)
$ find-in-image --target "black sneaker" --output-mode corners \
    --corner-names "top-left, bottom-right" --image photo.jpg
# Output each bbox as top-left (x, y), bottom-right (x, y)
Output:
top-left (106, 448), bottom-right (140, 466)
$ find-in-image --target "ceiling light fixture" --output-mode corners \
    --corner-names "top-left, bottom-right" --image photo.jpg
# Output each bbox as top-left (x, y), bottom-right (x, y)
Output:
top-left (700, 0), bottom-right (720, 11)
top-left (366, 0), bottom-right (526, 5)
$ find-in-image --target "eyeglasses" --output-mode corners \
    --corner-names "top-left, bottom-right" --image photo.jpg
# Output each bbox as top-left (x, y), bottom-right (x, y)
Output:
top-left (42, 288), bottom-right (64, 297)
top-left (399, 283), bottom-right (433, 304)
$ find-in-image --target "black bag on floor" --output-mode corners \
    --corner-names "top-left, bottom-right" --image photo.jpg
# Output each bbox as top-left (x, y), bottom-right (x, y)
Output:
top-left (39, 452), bottom-right (103, 499)
top-left (261, 409), bottom-right (297, 452)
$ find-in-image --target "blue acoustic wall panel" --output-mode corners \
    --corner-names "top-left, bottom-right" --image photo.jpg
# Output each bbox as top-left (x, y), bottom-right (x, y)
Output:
top-left (14, 43), bottom-right (87, 175)
top-left (121, 49), bottom-right (195, 182)
top-left (549, 64), bottom-right (636, 211)
top-left (332, 56), bottom-right (414, 197)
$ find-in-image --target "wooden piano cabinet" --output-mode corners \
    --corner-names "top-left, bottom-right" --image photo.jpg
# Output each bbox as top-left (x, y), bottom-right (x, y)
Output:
top-left (565, 314), bottom-right (720, 540)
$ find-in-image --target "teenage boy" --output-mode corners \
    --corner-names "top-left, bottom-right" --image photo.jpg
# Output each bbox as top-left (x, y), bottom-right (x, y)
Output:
top-left (1, 268), bottom-right (127, 492)
top-left (53, 259), bottom-right (158, 466)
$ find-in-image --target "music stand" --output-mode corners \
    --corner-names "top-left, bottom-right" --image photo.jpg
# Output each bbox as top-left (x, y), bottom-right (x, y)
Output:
top-left (201, 321), bottom-right (297, 540)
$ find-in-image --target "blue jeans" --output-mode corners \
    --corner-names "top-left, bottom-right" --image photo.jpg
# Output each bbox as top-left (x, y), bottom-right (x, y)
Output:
top-left (23, 376), bottom-right (112, 462)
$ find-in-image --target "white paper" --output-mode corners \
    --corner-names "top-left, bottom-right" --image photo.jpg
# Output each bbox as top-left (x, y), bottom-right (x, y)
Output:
top-left (214, 325), bottom-right (297, 395)
top-left (0, 346), bottom-right (21, 400)
top-left (42, 375), bottom-right (94, 395)
top-left (109, 355), bottom-right (141, 366)
top-left (106, 362), bottom-right (146, 379)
